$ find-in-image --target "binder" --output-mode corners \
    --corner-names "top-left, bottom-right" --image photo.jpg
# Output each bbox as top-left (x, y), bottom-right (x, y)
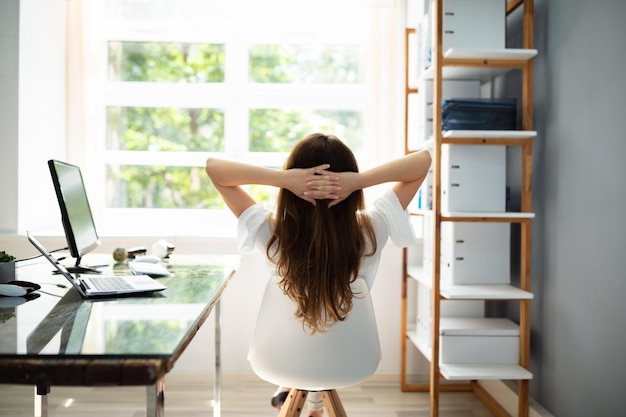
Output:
top-left (442, 98), bottom-right (517, 131)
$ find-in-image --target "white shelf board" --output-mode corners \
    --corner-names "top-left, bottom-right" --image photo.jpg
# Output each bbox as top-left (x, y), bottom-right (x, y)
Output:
top-left (440, 363), bottom-right (532, 381)
top-left (407, 329), bottom-right (432, 362)
top-left (422, 66), bottom-right (505, 81)
top-left (420, 48), bottom-right (537, 81)
top-left (440, 317), bottom-right (519, 336)
top-left (410, 210), bottom-right (534, 220)
top-left (409, 329), bottom-right (532, 381)
top-left (444, 48), bottom-right (538, 61)
top-left (408, 266), bottom-right (430, 288)
top-left (441, 284), bottom-right (534, 300)
top-left (442, 211), bottom-right (535, 219)
top-left (443, 130), bottom-right (537, 139)
top-left (410, 132), bottom-right (535, 152)
top-left (409, 268), bottom-right (532, 300)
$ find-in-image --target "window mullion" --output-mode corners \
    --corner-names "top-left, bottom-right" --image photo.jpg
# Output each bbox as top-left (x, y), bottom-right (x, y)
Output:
top-left (104, 82), bottom-right (229, 109)
top-left (223, 34), bottom-right (249, 158)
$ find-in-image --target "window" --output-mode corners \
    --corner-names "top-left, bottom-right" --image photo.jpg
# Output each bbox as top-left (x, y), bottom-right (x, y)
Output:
top-left (75, 0), bottom-right (397, 236)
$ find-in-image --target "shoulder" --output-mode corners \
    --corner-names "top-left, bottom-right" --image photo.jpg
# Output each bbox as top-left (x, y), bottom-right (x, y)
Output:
top-left (368, 189), bottom-right (417, 247)
top-left (237, 204), bottom-right (272, 253)
top-left (370, 189), bottom-right (404, 217)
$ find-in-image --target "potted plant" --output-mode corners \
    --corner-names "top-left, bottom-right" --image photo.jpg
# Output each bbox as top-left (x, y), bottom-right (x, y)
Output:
top-left (0, 250), bottom-right (16, 282)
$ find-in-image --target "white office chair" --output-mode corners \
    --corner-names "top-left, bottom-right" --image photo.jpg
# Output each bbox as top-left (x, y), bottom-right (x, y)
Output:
top-left (248, 276), bottom-right (381, 417)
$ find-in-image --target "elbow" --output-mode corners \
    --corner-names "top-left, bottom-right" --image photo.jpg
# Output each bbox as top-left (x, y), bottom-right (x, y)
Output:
top-left (419, 149), bottom-right (432, 178)
top-left (205, 157), bottom-right (213, 176)
top-left (205, 157), bottom-right (219, 183)
top-left (424, 149), bottom-right (432, 167)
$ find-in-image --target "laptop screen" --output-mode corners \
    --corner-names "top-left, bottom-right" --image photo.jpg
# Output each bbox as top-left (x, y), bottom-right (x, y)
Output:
top-left (26, 231), bottom-right (80, 285)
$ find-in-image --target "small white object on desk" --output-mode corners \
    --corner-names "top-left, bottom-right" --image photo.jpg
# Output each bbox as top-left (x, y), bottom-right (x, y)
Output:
top-left (128, 261), bottom-right (171, 277)
top-left (152, 239), bottom-right (175, 259)
top-left (133, 255), bottom-right (162, 263)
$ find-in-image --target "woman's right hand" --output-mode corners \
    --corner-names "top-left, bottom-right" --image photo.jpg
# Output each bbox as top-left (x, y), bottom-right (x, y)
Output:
top-left (285, 164), bottom-right (341, 205)
top-left (304, 170), bottom-right (360, 207)
top-left (326, 171), bottom-right (360, 207)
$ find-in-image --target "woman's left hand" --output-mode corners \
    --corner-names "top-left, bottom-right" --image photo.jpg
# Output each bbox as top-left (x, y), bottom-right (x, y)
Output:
top-left (285, 164), bottom-right (341, 205)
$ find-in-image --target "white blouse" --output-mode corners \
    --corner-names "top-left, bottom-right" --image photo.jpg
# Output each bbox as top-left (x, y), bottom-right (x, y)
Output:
top-left (237, 189), bottom-right (416, 289)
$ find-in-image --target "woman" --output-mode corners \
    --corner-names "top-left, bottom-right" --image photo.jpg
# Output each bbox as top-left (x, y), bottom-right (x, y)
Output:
top-left (205, 133), bottom-right (431, 416)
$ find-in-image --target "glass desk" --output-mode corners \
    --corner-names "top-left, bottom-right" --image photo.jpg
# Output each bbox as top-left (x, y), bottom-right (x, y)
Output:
top-left (0, 253), bottom-right (238, 417)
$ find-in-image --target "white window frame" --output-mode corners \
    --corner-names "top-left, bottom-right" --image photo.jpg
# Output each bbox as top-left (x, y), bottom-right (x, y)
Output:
top-left (68, 0), bottom-right (401, 238)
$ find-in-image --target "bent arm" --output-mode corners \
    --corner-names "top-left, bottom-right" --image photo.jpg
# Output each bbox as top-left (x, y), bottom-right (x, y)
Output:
top-left (205, 158), bottom-right (288, 188)
top-left (323, 149), bottom-right (431, 210)
top-left (361, 149), bottom-right (432, 209)
top-left (204, 159), bottom-right (262, 217)
top-left (205, 158), bottom-right (339, 217)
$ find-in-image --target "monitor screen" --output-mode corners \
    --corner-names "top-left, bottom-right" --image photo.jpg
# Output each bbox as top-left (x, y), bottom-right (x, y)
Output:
top-left (48, 159), bottom-right (101, 273)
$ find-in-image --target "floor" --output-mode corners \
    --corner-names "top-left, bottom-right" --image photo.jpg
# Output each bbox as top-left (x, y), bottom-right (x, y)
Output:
top-left (0, 373), bottom-right (496, 417)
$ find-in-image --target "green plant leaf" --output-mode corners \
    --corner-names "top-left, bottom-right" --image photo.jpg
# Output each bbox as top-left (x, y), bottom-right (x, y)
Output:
top-left (0, 251), bottom-right (16, 262)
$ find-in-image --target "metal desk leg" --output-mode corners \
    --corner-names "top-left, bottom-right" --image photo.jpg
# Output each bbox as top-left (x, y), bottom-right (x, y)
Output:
top-left (147, 377), bottom-right (165, 417)
top-left (213, 299), bottom-right (222, 417)
top-left (34, 383), bottom-right (50, 417)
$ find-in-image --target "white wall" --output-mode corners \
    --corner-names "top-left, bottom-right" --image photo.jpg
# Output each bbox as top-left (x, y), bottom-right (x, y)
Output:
top-left (0, 0), bottom-right (67, 235)
top-left (0, 0), bottom-right (20, 233)
top-left (519, 1), bottom-right (626, 416)
top-left (17, 0), bottom-right (67, 234)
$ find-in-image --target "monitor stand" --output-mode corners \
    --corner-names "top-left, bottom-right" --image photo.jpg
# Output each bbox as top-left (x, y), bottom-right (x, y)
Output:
top-left (65, 265), bottom-right (101, 274)
top-left (65, 256), bottom-right (102, 274)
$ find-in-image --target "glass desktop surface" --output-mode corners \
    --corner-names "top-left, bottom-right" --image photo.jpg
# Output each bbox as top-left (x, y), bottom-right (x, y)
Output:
top-left (0, 254), bottom-right (236, 359)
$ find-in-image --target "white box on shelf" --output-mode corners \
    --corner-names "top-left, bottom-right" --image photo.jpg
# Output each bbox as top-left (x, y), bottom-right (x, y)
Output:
top-left (441, 0), bottom-right (505, 51)
top-left (441, 144), bottom-right (506, 212)
top-left (422, 0), bottom-right (505, 72)
top-left (415, 281), bottom-right (485, 352)
top-left (440, 317), bottom-right (519, 364)
top-left (441, 222), bottom-right (510, 285)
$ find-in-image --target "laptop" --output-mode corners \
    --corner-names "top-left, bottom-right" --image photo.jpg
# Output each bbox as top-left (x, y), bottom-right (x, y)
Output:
top-left (27, 231), bottom-right (167, 298)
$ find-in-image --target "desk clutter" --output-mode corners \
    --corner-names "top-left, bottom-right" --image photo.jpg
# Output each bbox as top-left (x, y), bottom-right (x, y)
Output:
top-left (127, 261), bottom-right (171, 278)
top-left (112, 239), bottom-right (176, 263)
top-left (111, 239), bottom-right (175, 278)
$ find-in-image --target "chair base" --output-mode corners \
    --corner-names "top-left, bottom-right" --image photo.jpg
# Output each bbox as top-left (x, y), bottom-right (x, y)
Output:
top-left (278, 388), bottom-right (347, 417)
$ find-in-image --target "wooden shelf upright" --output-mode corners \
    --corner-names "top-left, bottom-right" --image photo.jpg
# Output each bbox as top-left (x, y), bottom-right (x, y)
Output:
top-left (400, 1), bottom-right (536, 416)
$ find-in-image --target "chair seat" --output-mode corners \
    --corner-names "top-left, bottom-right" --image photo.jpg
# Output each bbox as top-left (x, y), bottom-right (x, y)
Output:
top-left (248, 276), bottom-right (381, 391)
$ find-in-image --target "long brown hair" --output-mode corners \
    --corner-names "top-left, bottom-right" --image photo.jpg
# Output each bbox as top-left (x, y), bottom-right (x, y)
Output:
top-left (266, 133), bottom-right (377, 333)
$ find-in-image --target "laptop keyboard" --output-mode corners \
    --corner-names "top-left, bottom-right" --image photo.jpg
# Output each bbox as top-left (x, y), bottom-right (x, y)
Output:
top-left (87, 276), bottom-right (134, 291)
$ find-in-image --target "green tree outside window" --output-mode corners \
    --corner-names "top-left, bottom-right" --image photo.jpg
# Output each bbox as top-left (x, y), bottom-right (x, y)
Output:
top-left (106, 41), bottom-right (363, 209)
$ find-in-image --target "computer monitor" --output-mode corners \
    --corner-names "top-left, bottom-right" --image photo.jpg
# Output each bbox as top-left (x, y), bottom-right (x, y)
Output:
top-left (48, 159), bottom-right (102, 274)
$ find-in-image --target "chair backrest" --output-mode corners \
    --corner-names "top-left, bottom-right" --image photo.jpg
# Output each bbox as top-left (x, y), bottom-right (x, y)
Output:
top-left (248, 276), bottom-right (381, 391)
